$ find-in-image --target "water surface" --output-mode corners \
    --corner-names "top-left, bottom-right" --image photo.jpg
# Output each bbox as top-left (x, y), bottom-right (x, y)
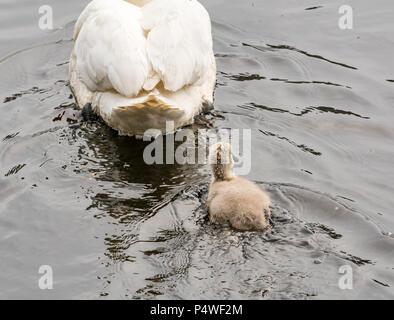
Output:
top-left (0, 0), bottom-right (394, 299)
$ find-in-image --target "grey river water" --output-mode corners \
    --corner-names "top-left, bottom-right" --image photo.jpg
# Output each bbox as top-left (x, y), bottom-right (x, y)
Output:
top-left (0, 0), bottom-right (393, 299)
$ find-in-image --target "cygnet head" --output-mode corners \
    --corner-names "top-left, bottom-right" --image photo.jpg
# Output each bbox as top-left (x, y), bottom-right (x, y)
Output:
top-left (208, 142), bottom-right (235, 182)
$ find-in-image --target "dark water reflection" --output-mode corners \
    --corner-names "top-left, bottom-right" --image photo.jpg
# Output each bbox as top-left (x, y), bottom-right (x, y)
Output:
top-left (0, 0), bottom-right (394, 299)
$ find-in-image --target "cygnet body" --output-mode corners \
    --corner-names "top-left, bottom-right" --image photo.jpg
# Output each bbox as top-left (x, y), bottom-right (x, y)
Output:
top-left (206, 142), bottom-right (271, 231)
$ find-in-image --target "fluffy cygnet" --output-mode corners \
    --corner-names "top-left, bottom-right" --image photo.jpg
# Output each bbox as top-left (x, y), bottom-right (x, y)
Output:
top-left (206, 142), bottom-right (271, 231)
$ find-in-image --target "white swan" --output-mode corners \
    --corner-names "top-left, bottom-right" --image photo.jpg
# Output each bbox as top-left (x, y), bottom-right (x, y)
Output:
top-left (69, 0), bottom-right (216, 137)
top-left (207, 142), bottom-right (271, 231)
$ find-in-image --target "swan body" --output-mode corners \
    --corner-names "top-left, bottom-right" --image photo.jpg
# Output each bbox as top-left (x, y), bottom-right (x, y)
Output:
top-left (206, 142), bottom-right (271, 231)
top-left (70, 0), bottom-right (216, 137)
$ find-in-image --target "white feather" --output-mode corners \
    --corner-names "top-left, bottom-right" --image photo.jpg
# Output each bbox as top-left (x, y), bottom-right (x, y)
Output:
top-left (70, 0), bottom-right (216, 136)
top-left (142, 0), bottom-right (213, 91)
top-left (74, 0), bottom-right (149, 97)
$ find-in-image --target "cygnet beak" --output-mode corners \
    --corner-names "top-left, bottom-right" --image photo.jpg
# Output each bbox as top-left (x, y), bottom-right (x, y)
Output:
top-left (232, 153), bottom-right (239, 163)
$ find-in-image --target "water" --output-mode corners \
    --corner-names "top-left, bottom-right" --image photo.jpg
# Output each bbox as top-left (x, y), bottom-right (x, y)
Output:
top-left (0, 0), bottom-right (393, 299)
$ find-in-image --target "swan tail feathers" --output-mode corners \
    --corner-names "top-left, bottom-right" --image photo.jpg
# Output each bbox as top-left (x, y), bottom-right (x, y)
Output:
top-left (97, 94), bottom-right (190, 137)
